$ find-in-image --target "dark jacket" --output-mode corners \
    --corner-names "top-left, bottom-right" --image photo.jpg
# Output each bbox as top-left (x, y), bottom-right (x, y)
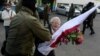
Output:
top-left (68, 4), bottom-right (75, 19)
top-left (81, 2), bottom-right (96, 22)
top-left (5, 6), bottom-right (51, 55)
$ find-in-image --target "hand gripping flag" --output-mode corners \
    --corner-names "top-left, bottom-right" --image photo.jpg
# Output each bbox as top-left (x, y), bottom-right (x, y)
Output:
top-left (38, 4), bottom-right (100, 55)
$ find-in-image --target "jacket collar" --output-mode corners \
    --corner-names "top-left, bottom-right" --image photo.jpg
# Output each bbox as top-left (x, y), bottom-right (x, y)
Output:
top-left (20, 6), bottom-right (34, 16)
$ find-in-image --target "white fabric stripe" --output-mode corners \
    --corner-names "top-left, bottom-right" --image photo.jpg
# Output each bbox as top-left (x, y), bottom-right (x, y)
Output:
top-left (38, 4), bottom-right (100, 55)
top-left (50, 4), bottom-right (100, 45)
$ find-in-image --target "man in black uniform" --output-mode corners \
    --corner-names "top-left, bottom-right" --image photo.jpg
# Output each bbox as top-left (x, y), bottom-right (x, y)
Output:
top-left (81, 2), bottom-right (97, 35)
top-left (67, 3), bottom-right (75, 21)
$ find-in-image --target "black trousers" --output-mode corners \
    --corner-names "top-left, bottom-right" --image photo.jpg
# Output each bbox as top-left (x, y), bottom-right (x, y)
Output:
top-left (44, 19), bottom-right (52, 34)
top-left (82, 20), bottom-right (94, 34)
top-left (5, 26), bottom-right (9, 39)
top-left (43, 14), bottom-right (52, 34)
top-left (67, 16), bottom-right (73, 21)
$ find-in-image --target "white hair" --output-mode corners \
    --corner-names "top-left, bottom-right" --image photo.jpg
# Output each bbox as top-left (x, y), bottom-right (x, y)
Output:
top-left (50, 17), bottom-right (61, 24)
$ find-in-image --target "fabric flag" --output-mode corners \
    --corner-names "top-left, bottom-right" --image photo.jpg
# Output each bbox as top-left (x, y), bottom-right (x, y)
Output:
top-left (38, 4), bottom-right (100, 55)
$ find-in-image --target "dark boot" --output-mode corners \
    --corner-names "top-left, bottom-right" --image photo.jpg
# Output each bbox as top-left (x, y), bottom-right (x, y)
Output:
top-left (90, 31), bottom-right (95, 35)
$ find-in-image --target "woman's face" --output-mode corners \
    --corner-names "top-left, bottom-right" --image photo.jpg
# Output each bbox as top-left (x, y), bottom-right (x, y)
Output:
top-left (51, 20), bottom-right (61, 31)
top-left (5, 5), bottom-right (11, 10)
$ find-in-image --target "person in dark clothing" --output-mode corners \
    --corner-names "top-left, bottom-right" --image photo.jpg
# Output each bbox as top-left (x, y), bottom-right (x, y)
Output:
top-left (81, 2), bottom-right (97, 35)
top-left (43, 3), bottom-right (52, 33)
top-left (67, 3), bottom-right (75, 21)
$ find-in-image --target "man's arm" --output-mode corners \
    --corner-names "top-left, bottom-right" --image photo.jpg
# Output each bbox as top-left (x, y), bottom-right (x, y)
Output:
top-left (26, 17), bottom-right (51, 41)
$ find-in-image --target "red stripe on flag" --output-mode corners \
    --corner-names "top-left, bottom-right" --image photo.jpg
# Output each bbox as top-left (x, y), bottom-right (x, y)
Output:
top-left (50, 25), bottom-right (79, 48)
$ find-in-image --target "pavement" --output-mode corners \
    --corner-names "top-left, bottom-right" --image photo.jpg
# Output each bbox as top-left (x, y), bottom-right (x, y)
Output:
top-left (0, 13), bottom-right (100, 56)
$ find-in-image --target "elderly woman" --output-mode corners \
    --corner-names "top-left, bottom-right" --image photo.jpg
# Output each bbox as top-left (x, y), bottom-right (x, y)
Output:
top-left (50, 17), bottom-right (61, 34)
top-left (34, 17), bottom-right (61, 56)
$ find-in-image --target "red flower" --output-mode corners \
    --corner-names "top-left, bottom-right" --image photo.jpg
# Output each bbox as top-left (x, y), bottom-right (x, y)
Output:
top-left (75, 33), bottom-right (84, 45)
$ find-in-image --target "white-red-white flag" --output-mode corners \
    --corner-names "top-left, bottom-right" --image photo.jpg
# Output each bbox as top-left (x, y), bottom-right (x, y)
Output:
top-left (38, 4), bottom-right (100, 55)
